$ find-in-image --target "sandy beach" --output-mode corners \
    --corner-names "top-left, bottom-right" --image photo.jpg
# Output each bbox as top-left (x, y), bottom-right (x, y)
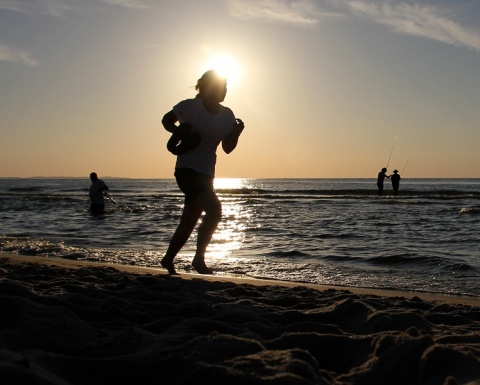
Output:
top-left (1, 253), bottom-right (480, 385)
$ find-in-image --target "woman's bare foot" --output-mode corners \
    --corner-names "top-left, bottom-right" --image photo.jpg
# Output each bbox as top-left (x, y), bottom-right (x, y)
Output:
top-left (161, 257), bottom-right (178, 275)
top-left (191, 258), bottom-right (213, 275)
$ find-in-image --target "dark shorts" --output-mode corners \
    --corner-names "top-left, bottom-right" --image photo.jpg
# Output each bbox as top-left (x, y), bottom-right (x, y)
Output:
top-left (174, 168), bottom-right (214, 204)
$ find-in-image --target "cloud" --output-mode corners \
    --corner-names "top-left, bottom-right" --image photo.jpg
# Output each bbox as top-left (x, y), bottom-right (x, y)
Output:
top-left (0, 0), bottom-right (147, 16)
top-left (340, 1), bottom-right (480, 52)
top-left (227, 0), bottom-right (342, 26)
top-left (227, 0), bottom-right (480, 51)
top-left (0, 43), bottom-right (39, 66)
top-left (101, 0), bottom-right (147, 9)
top-left (0, 0), bottom-right (74, 16)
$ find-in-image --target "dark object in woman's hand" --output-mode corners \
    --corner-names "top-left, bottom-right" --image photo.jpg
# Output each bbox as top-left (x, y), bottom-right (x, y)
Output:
top-left (167, 123), bottom-right (201, 155)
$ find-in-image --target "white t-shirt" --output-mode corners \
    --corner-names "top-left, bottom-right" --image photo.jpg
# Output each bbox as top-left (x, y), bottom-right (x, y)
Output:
top-left (173, 98), bottom-right (235, 176)
top-left (89, 179), bottom-right (108, 204)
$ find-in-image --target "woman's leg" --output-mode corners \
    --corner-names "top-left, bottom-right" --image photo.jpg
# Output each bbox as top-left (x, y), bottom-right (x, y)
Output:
top-left (161, 202), bottom-right (203, 274)
top-left (191, 189), bottom-right (222, 274)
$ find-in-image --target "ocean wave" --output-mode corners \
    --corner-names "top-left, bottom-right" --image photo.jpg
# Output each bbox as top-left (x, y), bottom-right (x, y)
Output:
top-left (366, 254), bottom-right (442, 267)
top-left (2, 188), bottom-right (479, 203)
top-left (7, 187), bottom-right (43, 192)
top-left (460, 207), bottom-right (480, 214)
top-left (264, 250), bottom-right (313, 258)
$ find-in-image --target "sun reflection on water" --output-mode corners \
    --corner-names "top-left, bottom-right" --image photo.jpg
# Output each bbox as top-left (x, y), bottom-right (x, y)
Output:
top-left (214, 178), bottom-right (244, 190)
top-left (209, 178), bottom-right (253, 261)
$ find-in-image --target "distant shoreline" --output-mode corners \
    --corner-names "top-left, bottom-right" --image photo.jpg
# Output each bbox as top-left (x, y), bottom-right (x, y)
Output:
top-left (1, 177), bottom-right (480, 180)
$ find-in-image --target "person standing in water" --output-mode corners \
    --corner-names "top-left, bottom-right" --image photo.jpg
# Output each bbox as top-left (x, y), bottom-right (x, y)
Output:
top-left (377, 167), bottom-right (390, 196)
top-left (390, 169), bottom-right (401, 195)
top-left (89, 172), bottom-right (109, 214)
top-left (160, 70), bottom-right (245, 275)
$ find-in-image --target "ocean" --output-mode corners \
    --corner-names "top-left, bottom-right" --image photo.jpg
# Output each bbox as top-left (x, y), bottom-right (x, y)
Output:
top-left (1, 178), bottom-right (479, 297)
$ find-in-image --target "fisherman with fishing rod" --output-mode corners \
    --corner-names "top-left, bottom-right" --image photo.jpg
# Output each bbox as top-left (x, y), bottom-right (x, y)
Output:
top-left (390, 169), bottom-right (401, 195)
top-left (377, 167), bottom-right (390, 196)
top-left (89, 172), bottom-right (114, 214)
top-left (377, 136), bottom-right (396, 196)
top-left (388, 157), bottom-right (409, 196)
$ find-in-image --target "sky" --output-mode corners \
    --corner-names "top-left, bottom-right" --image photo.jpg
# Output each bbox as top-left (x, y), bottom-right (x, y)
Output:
top-left (1, 0), bottom-right (479, 179)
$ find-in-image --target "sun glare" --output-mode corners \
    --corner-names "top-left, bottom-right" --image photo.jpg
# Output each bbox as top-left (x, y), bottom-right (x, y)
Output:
top-left (202, 53), bottom-right (242, 89)
top-left (214, 178), bottom-right (243, 190)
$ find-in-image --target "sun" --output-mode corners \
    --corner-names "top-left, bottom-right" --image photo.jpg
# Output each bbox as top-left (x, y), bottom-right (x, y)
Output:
top-left (202, 53), bottom-right (242, 89)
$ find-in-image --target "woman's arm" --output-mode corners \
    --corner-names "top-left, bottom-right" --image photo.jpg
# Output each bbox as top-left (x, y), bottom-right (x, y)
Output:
top-left (222, 119), bottom-right (245, 154)
top-left (162, 110), bottom-right (178, 133)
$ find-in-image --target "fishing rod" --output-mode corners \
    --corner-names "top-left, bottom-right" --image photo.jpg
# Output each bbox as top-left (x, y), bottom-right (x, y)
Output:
top-left (104, 192), bottom-right (118, 204)
top-left (386, 136), bottom-right (397, 169)
top-left (402, 157), bottom-right (410, 176)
